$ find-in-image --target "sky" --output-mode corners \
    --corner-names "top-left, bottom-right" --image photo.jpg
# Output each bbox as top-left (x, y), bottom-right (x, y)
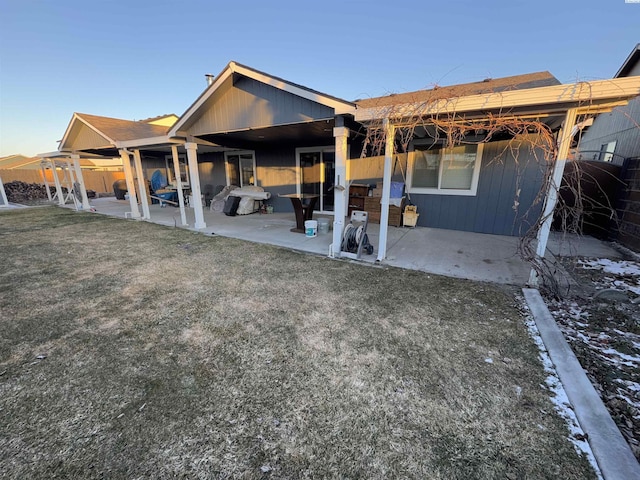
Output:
top-left (0, 0), bottom-right (638, 157)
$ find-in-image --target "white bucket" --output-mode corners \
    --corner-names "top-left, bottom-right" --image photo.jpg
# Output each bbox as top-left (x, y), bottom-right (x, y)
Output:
top-left (317, 218), bottom-right (330, 234)
top-left (305, 220), bottom-right (318, 237)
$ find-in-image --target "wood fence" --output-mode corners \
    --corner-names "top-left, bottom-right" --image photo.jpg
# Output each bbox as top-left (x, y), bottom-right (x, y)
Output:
top-left (615, 157), bottom-right (640, 251)
top-left (0, 169), bottom-right (125, 194)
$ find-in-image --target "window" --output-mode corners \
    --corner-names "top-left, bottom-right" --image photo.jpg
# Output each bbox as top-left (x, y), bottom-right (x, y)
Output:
top-left (598, 141), bottom-right (617, 162)
top-left (164, 154), bottom-right (189, 186)
top-left (225, 151), bottom-right (256, 187)
top-left (409, 144), bottom-right (483, 195)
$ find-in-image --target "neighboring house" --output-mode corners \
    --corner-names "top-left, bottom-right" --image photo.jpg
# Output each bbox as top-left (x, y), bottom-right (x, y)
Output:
top-left (52, 60), bottom-right (640, 264)
top-left (576, 44), bottom-right (640, 250)
top-left (578, 44), bottom-right (640, 164)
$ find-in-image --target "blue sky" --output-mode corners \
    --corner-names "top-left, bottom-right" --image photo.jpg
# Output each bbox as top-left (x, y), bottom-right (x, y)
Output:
top-left (0, 0), bottom-right (638, 157)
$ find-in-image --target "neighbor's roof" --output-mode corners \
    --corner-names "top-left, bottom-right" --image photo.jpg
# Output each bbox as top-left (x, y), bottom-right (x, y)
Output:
top-left (74, 113), bottom-right (170, 142)
top-left (0, 154), bottom-right (40, 169)
top-left (615, 43), bottom-right (640, 78)
top-left (355, 71), bottom-right (561, 109)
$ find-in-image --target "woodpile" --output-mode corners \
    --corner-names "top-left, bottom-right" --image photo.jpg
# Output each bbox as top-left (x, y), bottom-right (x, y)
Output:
top-left (4, 181), bottom-right (53, 203)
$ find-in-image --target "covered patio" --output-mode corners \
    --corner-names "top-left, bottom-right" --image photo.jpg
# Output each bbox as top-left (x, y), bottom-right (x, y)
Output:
top-left (78, 196), bottom-right (621, 285)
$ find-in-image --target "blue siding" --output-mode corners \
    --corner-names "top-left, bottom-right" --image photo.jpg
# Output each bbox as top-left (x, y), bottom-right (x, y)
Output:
top-left (410, 140), bottom-right (545, 236)
top-left (188, 76), bottom-right (336, 137)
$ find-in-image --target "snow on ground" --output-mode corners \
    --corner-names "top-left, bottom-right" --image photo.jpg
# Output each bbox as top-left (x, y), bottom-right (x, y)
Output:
top-left (519, 299), bottom-right (603, 478)
top-left (550, 256), bottom-right (640, 459)
top-left (579, 258), bottom-right (640, 295)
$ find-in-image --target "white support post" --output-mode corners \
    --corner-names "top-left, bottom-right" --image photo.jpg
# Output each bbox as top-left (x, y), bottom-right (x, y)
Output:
top-left (41, 163), bottom-right (53, 201)
top-left (71, 154), bottom-right (91, 210)
top-left (51, 159), bottom-right (65, 205)
top-left (185, 142), bottom-right (206, 229)
top-left (171, 145), bottom-right (188, 226)
top-left (529, 108), bottom-right (578, 286)
top-left (331, 123), bottom-right (349, 257)
top-left (0, 174), bottom-right (8, 207)
top-left (377, 118), bottom-right (395, 262)
top-left (64, 160), bottom-right (78, 208)
top-left (133, 149), bottom-right (151, 220)
top-left (119, 149), bottom-right (140, 219)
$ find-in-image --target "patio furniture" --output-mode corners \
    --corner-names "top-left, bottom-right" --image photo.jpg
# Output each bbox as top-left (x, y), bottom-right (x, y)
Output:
top-left (280, 193), bottom-right (319, 233)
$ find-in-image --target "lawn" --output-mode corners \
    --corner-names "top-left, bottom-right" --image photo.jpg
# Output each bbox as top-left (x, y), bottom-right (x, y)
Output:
top-left (0, 207), bottom-right (595, 479)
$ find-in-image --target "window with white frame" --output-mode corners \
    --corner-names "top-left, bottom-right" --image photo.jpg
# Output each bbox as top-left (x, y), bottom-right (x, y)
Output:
top-left (409, 144), bottom-right (483, 195)
top-left (225, 151), bottom-right (256, 187)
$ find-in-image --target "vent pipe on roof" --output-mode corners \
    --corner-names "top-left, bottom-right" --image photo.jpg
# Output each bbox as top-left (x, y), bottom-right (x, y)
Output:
top-left (205, 74), bottom-right (215, 86)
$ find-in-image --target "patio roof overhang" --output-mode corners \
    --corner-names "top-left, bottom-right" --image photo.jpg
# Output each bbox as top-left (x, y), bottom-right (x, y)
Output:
top-left (354, 76), bottom-right (640, 126)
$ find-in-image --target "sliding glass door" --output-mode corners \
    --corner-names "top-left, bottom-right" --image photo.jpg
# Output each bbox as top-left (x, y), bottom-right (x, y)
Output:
top-left (297, 147), bottom-right (335, 213)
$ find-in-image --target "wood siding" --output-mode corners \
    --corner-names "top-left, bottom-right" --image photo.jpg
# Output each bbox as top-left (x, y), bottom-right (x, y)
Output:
top-left (67, 122), bottom-right (112, 151)
top-left (409, 140), bottom-right (545, 236)
top-left (187, 75), bottom-right (335, 137)
top-left (578, 63), bottom-right (640, 165)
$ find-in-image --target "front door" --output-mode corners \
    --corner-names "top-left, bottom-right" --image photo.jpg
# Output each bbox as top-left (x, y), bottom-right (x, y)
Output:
top-left (298, 147), bottom-right (335, 213)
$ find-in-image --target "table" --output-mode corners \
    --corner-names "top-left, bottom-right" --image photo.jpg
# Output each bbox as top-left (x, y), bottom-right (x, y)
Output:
top-left (280, 193), bottom-right (319, 233)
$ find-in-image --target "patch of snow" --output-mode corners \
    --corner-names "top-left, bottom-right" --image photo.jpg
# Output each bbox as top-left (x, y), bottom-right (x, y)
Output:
top-left (600, 348), bottom-right (640, 365)
top-left (580, 259), bottom-right (640, 277)
top-left (523, 314), bottom-right (602, 479)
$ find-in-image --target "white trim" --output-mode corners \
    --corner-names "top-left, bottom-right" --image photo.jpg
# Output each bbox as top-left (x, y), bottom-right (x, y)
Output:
top-left (116, 136), bottom-right (183, 149)
top-left (169, 67), bottom-right (235, 136)
top-left (295, 145), bottom-right (336, 214)
top-left (407, 143), bottom-right (484, 196)
top-left (231, 63), bottom-right (355, 115)
top-left (169, 62), bottom-right (355, 137)
top-left (355, 76), bottom-right (640, 122)
top-left (59, 113), bottom-right (116, 151)
top-left (224, 150), bottom-right (256, 187)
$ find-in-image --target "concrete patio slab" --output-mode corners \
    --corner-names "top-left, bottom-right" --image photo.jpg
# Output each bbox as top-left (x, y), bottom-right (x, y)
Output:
top-left (70, 197), bottom-right (622, 286)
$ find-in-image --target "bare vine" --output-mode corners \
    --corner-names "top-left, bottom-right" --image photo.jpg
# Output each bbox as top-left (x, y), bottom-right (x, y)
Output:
top-left (356, 89), bottom-right (625, 297)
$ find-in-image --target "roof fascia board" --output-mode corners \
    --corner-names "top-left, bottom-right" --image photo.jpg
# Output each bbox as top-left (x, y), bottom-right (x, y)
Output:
top-left (115, 136), bottom-right (184, 149)
top-left (355, 77), bottom-right (640, 122)
top-left (615, 44), bottom-right (640, 78)
top-left (59, 113), bottom-right (117, 150)
top-left (169, 62), bottom-right (355, 137)
top-left (230, 63), bottom-right (355, 114)
top-left (168, 67), bottom-right (235, 136)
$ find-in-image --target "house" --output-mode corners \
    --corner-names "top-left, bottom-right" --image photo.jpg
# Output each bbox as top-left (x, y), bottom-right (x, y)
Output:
top-left (52, 61), bottom-right (640, 280)
top-left (576, 44), bottom-right (640, 250)
top-left (578, 44), bottom-right (640, 165)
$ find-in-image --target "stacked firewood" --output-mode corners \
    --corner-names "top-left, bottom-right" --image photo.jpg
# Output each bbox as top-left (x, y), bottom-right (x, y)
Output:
top-left (4, 181), bottom-right (54, 203)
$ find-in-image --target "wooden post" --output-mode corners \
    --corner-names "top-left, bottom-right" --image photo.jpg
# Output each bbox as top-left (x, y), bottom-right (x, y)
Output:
top-left (51, 159), bottom-right (65, 206)
top-left (71, 154), bottom-right (91, 210)
top-left (41, 162), bottom-right (52, 201)
top-left (377, 118), bottom-right (395, 262)
top-left (529, 108), bottom-right (578, 286)
top-left (185, 142), bottom-right (206, 229)
top-left (171, 145), bottom-right (188, 226)
top-left (119, 149), bottom-right (140, 218)
top-left (133, 149), bottom-right (151, 220)
top-left (332, 117), bottom-right (349, 257)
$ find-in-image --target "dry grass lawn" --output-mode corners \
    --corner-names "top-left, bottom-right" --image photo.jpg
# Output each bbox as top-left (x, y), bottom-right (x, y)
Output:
top-left (0, 207), bottom-right (596, 479)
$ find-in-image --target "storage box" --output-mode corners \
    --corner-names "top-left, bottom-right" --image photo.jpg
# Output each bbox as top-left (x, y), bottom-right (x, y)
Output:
top-left (403, 205), bottom-right (419, 227)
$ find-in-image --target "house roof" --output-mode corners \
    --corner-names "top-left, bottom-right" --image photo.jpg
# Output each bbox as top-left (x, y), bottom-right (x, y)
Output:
top-left (169, 61), bottom-right (355, 136)
top-left (355, 71), bottom-right (560, 109)
top-left (615, 43), bottom-right (640, 78)
top-left (74, 113), bottom-right (170, 142)
top-left (355, 75), bottom-right (640, 124)
top-left (0, 154), bottom-right (41, 169)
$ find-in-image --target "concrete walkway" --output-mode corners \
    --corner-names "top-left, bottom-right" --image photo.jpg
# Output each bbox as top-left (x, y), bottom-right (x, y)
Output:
top-left (523, 289), bottom-right (640, 480)
top-left (80, 197), bottom-right (621, 286)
